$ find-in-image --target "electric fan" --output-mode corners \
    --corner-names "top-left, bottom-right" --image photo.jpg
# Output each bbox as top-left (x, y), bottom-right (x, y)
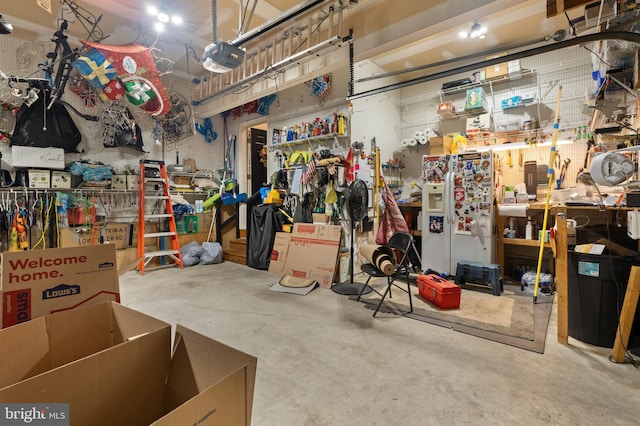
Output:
top-left (332, 179), bottom-right (372, 295)
top-left (590, 151), bottom-right (635, 186)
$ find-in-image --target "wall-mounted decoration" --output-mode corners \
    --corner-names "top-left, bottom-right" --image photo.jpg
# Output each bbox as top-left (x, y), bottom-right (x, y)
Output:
top-left (100, 101), bottom-right (146, 152)
top-left (162, 92), bottom-right (194, 144)
top-left (80, 41), bottom-right (171, 117)
top-left (305, 74), bottom-right (333, 101)
top-left (195, 117), bottom-right (217, 144)
top-left (0, 101), bottom-right (20, 142)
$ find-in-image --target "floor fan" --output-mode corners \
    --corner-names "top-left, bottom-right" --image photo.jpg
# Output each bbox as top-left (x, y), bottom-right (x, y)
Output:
top-left (332, 179), bottom-right (373, 295)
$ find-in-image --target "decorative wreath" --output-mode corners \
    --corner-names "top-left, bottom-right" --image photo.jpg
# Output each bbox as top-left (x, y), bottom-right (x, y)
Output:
top-left (305, 73), bottom-right (333, 101)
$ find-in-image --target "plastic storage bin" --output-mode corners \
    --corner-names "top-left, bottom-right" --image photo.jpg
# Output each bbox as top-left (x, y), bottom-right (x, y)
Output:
top-left (568, 251), bottom-right (640, 348)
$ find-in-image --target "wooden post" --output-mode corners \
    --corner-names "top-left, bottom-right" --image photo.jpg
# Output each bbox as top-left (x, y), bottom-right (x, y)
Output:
top-left (612, 266), bottom-right (640, 363)
top-left (555, 207), bottom-right (569, 344)
top-left (496, 214), bottom-right (505, 277)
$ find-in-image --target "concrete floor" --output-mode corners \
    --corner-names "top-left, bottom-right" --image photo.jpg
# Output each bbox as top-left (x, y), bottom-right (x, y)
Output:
top-left (120, 262), bottom-right (640, 426)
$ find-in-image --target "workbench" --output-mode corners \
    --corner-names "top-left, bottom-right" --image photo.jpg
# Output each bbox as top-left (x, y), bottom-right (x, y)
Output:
top-left (497, 202), bottom-right (639, 344)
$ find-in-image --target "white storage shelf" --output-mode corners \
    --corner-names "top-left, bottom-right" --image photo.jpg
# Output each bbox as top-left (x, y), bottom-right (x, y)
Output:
top-left (267, 133), bottom-right (349, 152)
top-left (401, 70), bottom-right (542, 135)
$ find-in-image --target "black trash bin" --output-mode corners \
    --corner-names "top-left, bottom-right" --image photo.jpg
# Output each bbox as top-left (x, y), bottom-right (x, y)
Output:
top-left (568, 251), bottom-right (640, 348)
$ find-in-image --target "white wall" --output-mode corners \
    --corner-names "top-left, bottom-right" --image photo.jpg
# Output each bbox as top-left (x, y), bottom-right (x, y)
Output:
top-left (364, 44), bottom-right (598, 199)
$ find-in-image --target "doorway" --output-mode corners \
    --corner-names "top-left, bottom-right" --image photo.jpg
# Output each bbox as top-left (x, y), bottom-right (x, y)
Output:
top-left (238, 120), bottom-right (267, 231)
top-left (248, 127), bottom-right (268, 195)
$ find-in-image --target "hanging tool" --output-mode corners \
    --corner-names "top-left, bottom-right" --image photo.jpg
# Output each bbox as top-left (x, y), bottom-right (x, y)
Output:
top-left (506, 149), bottom-right (513, 167)
top-left (577, 135), bottom-right (595, 181)
top-left (518, 149), bottom-right (523, 168)
top-left (559, 158), bottom-right (571, 184)
top-left (533, 85), bottom-right (562, 304)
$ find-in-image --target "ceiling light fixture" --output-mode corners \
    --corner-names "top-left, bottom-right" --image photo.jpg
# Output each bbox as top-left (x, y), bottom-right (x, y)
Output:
top-left (202, 0), bottom-right (245, 73)
top-left (147, 4), bottom-right (181, 31)
top-left (459, 22), bottom-right (487, 39)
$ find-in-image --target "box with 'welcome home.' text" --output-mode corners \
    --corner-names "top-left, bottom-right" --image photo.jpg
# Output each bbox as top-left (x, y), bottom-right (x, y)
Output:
top-left (0, 244), bottom-right (120, 328)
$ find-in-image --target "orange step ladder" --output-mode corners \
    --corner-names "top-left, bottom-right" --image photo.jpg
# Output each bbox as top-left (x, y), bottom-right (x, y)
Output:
top-left (137, 160), bottom-right (183, 274)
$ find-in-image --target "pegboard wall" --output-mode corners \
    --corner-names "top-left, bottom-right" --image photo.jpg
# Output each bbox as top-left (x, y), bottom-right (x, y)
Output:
top-left (0, 34), bottom-right (189, 175)
top-left (394, 40), bottom-right (635, 196)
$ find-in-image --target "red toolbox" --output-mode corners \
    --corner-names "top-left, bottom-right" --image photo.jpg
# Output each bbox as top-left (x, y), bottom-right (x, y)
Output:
top-left (417, 274), bottom-right (461, 309)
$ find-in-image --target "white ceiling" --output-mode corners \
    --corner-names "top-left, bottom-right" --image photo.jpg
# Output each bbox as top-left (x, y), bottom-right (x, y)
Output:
top-left (1, 0), bottom-right (586, 94)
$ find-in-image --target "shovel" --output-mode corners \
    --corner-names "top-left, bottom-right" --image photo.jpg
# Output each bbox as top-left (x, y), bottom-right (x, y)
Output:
top-left (326, 180), bottom-right (338, 203)
top-left (325, 180), bottom-right (338, 216)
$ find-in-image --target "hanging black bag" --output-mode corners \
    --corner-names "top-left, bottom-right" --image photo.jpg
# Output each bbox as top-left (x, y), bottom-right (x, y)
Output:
top-left (10, 89), bottom-right (82, 153)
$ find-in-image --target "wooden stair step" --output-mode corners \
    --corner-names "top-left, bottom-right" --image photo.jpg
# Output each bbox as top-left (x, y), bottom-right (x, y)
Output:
top-left (223, 248), bottom-right (247, 265)
top-left (229, 238), bottom-right (247, 250)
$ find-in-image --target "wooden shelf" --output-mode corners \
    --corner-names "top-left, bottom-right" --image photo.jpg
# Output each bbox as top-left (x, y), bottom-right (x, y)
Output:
top-left (502, 237), bottom-right (550, 248)
top-left (269, 133), bottom-right (349, 149)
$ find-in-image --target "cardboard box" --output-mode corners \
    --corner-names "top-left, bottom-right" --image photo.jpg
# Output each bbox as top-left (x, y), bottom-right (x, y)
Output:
top-left (485, 62), bottom-right (508, 79)
top-left (28, 169), bottom-right (51, 188)
top-left (0, 301), bottom-right (170, 390)
top-left (102, 223), bottom-right (135, 249)
top-left (337, 251), bottom-right (351, 284)
top-left (282, 223), bottom-right (342, 288)
top-left (501, 95), bottom-right (522, 109)
top-left (11, 146), bottom-right (65, 170)
top-left (176, 214), bottom-right (199, 234)
top-left (429, 136), bottom-right (453, 155)
top-left (126, 174), bottom-right (140, 190)
top-left (312, 213), bottom-right (331, 224)
top-left (111, 174), bottom-right (127, 190)
top-left (173, 175), bottom-right (192, 186)
top-left (51, 171), bottom-right (72, 189)
top-left (1, 244), bottom-right (120, 328)
top-left (0, 302), bottom-right (257, 426)
top-left (183, 158), bottom-right (197, 173)
top-left (268, 232), bottom-right (291, 275)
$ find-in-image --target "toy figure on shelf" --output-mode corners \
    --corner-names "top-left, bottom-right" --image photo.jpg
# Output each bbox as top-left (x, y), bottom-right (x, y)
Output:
top-left (313, 118), bottom-right (322, 136)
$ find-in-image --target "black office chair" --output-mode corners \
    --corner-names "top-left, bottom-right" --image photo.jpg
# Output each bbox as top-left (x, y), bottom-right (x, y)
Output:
top-left (357, 232), bottom-right (415, 317)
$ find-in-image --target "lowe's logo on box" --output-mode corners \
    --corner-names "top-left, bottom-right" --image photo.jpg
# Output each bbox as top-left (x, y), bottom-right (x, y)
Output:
top-left (42, 284), bottom-right (80, 300)
top-left (1, 403), bottom-right (68, 425)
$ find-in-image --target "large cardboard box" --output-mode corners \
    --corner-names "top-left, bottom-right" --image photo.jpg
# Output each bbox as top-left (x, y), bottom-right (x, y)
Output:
top-left (268, 232), bottom-right (291, 275)
top-left (1, 245), bottom-right (120, 328)
top-left (60, 223), bottom-right (137, 249)
top-left (281, 223), bottom-right (342, 288)
top-left (0, 301), bottom-right (170, 390)
top-left (0, 302), bottom-right (257, 426)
